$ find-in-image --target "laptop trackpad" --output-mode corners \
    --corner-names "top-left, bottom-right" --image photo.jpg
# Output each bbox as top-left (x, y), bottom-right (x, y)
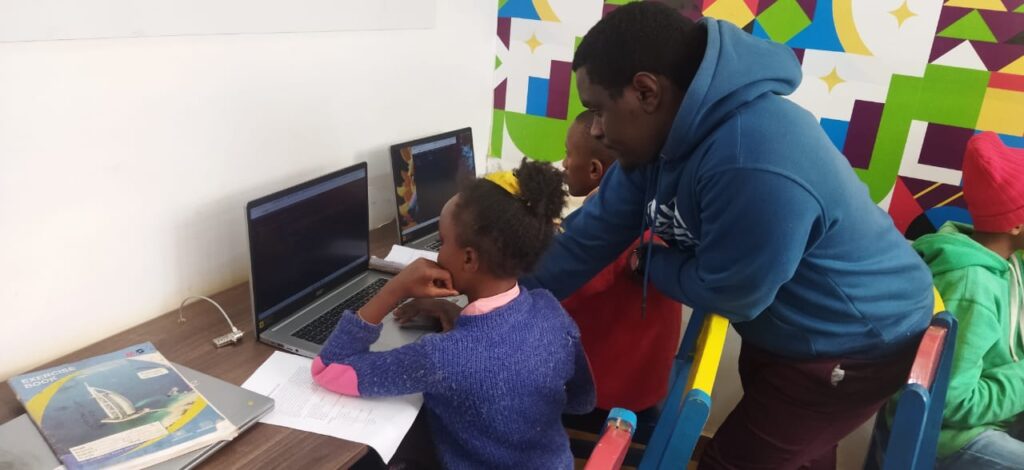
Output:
top-left (371, 313), bottom-right (429, 352)
top-left (368, 295), bottom-right (467, 352)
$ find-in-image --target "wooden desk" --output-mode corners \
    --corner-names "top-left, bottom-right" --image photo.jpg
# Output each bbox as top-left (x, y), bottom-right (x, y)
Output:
top-left (0, 222), bottom-right (402, 469)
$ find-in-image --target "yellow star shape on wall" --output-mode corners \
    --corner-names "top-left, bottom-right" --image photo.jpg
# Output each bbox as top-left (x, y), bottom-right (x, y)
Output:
top-left (889, 0), bottom-right (917, 28)
top-left (820, 66), bottom-right (845, 93)
top-left (525, 33), bottom-right (543, 53)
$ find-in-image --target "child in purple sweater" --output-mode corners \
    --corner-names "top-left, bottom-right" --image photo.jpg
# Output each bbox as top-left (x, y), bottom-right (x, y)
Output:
top-left (312, 160), bottom-right (596, 469)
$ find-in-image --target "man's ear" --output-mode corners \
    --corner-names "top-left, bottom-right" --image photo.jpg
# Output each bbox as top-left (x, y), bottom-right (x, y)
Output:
top-left (589, 159), bottom-right (605, 183)
top-left (631, 72), bottom-right (662, 114)
top-left (463, 246), bottom-right (480, 274)
top-left (1010, 224), bottom-right (1024, 236)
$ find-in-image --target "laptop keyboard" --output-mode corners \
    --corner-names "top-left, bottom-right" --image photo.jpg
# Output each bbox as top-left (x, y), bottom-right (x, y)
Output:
top-left (292, 278), bottom-right (389, 345)
top-left (424, 239), bottom-right (442, 251)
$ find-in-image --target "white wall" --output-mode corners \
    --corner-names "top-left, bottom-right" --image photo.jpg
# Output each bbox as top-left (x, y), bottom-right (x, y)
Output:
top-left (0, 0), bottom-right (497, 380)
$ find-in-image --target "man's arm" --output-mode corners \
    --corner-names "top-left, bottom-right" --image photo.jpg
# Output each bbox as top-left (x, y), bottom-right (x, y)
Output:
top-left (522, 162), bottom-right (648, 299)
top-left (647, 168), bottom-right (824, 321)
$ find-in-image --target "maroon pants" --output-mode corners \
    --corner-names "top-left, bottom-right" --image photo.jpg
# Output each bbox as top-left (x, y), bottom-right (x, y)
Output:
top-left (698, 341), bottom-right (917, 470)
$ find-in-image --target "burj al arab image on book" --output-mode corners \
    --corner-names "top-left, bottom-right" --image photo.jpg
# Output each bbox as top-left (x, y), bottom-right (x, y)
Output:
top-left (7, 342), bottom-right (237, 470)
top-left (85, 382), bottom-right (155, 423)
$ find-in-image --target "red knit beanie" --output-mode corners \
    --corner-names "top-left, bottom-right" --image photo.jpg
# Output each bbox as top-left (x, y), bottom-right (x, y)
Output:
top-left (962, 132), bottom-right (1024, 233)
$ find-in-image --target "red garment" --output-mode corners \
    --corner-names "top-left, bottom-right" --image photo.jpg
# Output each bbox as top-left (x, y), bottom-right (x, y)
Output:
top-left (560, 238), bottom-right (682, 411)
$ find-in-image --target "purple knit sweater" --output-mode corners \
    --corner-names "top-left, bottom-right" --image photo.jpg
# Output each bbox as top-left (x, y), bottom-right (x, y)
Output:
top-left (314, 288), bottom-right (595, 469)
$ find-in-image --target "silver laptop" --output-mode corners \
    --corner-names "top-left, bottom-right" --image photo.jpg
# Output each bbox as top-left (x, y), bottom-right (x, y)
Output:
top-left (246, 163), bottom-right (426, 358)
top-left (389, 128), bottom-right (476, 252)
top-left (0, 364), bottom-right (273, 470)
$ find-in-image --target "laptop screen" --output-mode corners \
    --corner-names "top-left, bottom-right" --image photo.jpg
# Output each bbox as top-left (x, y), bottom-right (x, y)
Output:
top-left (390, 128), bottom-right (475, 245)
top-left (246, 164), bottom-right (369, 334)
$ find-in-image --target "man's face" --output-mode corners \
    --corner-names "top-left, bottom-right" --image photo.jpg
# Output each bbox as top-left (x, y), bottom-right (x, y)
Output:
top-left (562, 122), bottom-right (601, 197)
top-left (576, 67), bottom-right (664, 169)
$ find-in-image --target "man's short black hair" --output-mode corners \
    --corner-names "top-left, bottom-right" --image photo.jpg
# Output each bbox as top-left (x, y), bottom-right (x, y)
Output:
top-left (573, 2), bottom-right (707, 98)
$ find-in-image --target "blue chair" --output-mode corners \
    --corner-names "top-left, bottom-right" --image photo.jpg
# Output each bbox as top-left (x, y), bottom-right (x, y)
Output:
top-left (865, 311), bottom-right (958, 470)
top-left (638, 310), bottom-right (730, 470)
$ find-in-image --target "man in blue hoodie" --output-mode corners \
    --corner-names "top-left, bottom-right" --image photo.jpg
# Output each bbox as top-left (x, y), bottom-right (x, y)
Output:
top-left (523, 3), bottom-right (936, 468)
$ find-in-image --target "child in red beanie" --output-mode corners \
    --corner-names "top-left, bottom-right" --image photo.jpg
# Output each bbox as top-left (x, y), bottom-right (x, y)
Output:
top-left (911, 131), bottom-right (1024, 469)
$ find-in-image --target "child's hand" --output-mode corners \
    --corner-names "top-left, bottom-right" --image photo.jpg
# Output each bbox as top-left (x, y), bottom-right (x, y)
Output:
top-left (389, 258), bottom-right (460, 299)
top-left (395, 299), bottom-right (462, 332)
top-left (358, 259), bottom-right (458, 325)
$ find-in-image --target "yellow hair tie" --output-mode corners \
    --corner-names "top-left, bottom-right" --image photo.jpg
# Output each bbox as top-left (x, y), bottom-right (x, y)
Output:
top-left (484, 171), bottom-right (521, 197)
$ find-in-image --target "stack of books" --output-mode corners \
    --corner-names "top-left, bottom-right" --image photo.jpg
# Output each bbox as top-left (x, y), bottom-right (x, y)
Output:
top-left (7, 342), bottom-right (238, 470)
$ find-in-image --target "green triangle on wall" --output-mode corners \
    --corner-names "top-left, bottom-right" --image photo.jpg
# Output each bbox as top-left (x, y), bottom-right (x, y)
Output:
top-left (938, 10), bottom-right (998, 43)
top-left (1016, 3), bottom-right (1024, 12)
top-left (495, 56), bottom-right (502, 70)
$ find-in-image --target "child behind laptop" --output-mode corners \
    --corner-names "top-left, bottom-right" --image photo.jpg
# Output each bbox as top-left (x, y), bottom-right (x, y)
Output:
top-left (312, 159), bottom-right (595, 469)
top-left (559, 110), bottom-right (682, 445)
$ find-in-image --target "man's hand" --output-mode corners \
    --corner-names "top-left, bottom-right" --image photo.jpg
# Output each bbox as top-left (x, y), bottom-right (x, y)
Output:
top-left (628, 238), bottom-right (668, 281)
top-left (394, 298), bottom-right (462, 332)
top-left (629, 244), bottom-right (648, 278)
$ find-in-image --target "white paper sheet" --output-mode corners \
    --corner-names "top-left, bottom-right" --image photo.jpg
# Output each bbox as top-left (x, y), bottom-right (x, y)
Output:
top-left (384, 245), bottom-right (438, 265)
top-left (241, 352), bottom-right (422, 462)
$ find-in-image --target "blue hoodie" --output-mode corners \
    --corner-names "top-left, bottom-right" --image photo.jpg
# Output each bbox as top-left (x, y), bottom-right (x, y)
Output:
top-left (525, 18), bottom-right (934, 359)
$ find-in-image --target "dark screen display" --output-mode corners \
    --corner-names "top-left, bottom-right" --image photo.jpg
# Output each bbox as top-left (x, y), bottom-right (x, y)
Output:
top-left (391, 129), bottom-right (475, 243)
top-left (247, 166), bottom-right (368, 332)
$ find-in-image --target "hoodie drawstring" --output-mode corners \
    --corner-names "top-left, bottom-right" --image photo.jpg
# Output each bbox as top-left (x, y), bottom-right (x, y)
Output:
top-left (1009, 253), bottom-right (1023, 362)
top-left (639, 164), bottom-right (663, 319)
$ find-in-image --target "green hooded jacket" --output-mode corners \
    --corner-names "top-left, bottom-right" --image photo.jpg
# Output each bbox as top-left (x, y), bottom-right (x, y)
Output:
top-left (912, 221), bottom-right (1024, 458)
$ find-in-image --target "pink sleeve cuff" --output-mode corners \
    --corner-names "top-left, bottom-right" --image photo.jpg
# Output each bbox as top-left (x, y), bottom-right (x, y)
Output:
top-left (311, 356), bottom-right (361, 396)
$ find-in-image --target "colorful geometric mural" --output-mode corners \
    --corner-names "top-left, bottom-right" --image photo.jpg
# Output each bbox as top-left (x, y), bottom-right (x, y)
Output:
top-left (490, 0), bottom-right (1024, 237)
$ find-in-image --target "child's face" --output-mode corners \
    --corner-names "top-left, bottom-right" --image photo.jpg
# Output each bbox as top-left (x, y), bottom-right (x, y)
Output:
top-left (562, 120), bottom-right (616, 197)
top-left (1013, 224), bottom-right (1024, 253)
top-left (436, 196), bottom-right (466, 291)
top-left (562, 123), bottom-right (598, 197)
